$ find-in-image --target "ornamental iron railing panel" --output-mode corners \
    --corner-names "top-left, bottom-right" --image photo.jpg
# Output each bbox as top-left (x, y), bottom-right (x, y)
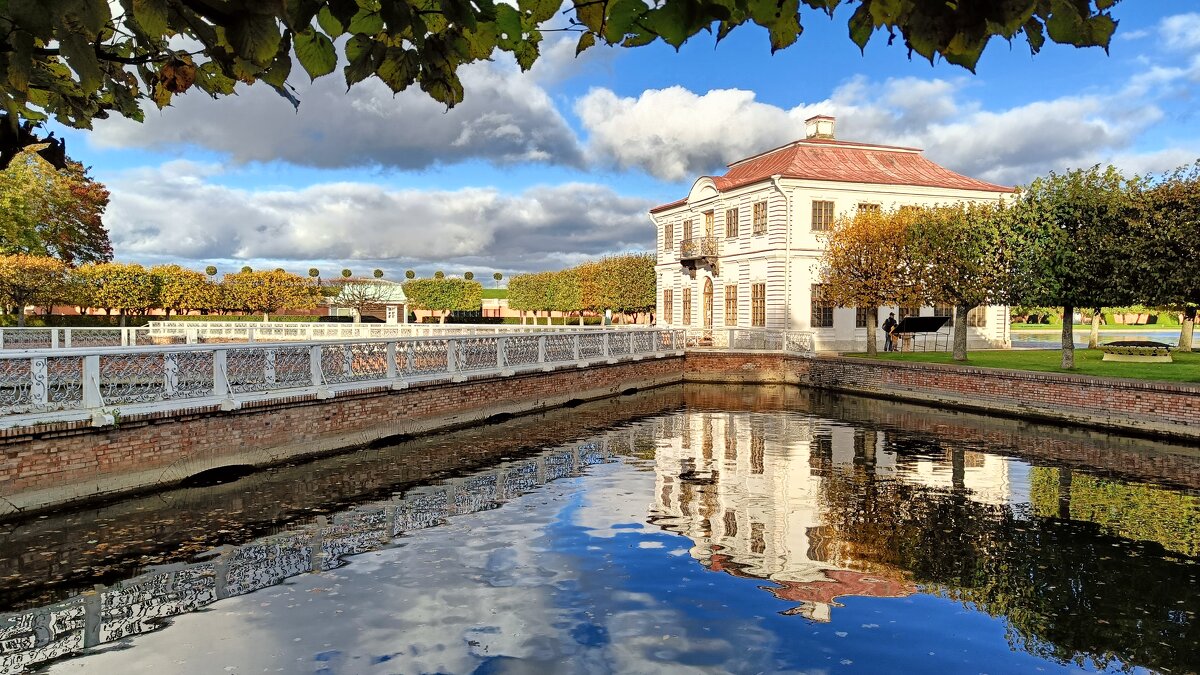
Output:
top-left (679, 236), bottom-right (718, 259)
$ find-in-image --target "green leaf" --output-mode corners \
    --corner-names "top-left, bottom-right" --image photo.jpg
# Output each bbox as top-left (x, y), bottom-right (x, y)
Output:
top-left (576, 31), bottom-right (596, 56)
top-left (284, 0), bottom-right (321, 30)
top-left (295, 28), bottom-right (338, 80)
top-left (226, 12), bottom-right (283, 63)
top-left (517, 0), bottom-right (559, 24)
top-left (343, 35), bottom-right (380, 88)
top-left (317, 6), bottom-right (345, 37)
top-left (847, 2), bottom-right (872, 50)
top-left (131, 0), bottom-right (170, 36)
top-left (59, 32), bottom-right (104, 93)
top-left (1023, 17), bottom-right (1046, 54)
top-left (574, 0), bottom-right (605, 33)
top-left (260, 31), bottom-right (293, 87)
top-left (375, 47), bottom-right (419, 92)
top-left (62, 0), bottom-right (112, 35)
top-left (605, 0), bottom-right (647, 42)
top-left (7, 31), bottom-right (34, 92)
top-left (514, 40), bottom-right (538, 71)
top-left (348, 9), bottom-right (384, 35)
top-left (494, 5), bottom-right (523, 49)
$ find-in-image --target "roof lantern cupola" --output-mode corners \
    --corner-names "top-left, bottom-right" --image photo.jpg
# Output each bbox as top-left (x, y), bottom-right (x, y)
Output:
top-left (805, 115), bottom-right (836, 140)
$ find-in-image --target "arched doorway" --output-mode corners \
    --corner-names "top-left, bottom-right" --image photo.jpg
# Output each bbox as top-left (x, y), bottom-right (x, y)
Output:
top-left (703, 277), bottom-right (714, 328)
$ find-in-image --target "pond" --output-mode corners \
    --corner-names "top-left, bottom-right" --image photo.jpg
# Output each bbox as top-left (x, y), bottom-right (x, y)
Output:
top-left (1012, 329), bottom-right (1185, 348)
top-left (1, 385), bottom-right (1198, 674)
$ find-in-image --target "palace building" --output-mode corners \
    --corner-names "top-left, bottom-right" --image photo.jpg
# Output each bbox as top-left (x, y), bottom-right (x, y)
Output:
top-left (650, 115), bottom-right (1014, 351)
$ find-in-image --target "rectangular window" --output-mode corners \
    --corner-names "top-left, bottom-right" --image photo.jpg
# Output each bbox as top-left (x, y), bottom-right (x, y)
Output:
top-left (724, 285), bottom-right (738, 326)
top-left (811, 200), bottom-right (835, 231)
top-left (934, 303), bottom-right (954, 326)
top-left (664, 222), bottom-right (673, 251)
top-left (967, 307), bottom-right (987, 327)
top-left (704, 210), bottom-right (714, 237)
top-left (856, 306), bottom-right (869, 328)
top-left (682, 289), bottom-right (692, 326)
top-left (899, 305), bottom-right (921, 320)
top-left (663, 289), bottom-right (673, 322)
top-left (751, 283), bottom-right (766, 327)
top-left (810, 284), bottom-right (834, 328)
top-left (682, 219), bottom-right (693, 242)
top-left (857, 202), bottom-right (881, 214)
top-left (752, 201), bottom-right (768, 235)
top-left (725, 208), bottom-right (739, 238)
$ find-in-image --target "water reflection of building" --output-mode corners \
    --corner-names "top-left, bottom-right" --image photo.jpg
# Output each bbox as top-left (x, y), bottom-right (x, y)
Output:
top-left (650, 410), bottom-right (1022, 620)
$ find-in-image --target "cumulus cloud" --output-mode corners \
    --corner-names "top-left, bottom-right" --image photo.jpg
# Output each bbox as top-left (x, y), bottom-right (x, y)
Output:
top-left (577, 71), bottom-right (1198, 186)
top-left (103, 161), bottom-right (654, 275)
top-left (89, 38), bottom-right (598, 170)
top-left (1160, 13), bottom-right (1200, 52)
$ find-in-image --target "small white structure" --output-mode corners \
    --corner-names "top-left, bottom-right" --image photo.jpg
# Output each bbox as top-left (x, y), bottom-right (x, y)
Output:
top-left (650, 116), bottom-right (1014, 351)
top-left (329, 279), bottom-right (409, 324)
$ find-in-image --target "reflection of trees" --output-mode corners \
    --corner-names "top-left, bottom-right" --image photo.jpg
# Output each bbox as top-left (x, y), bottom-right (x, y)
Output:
top-left (812, 451), bottom-right (1200, 673)
top-left (1030, 467), bottom-right (1200, 557)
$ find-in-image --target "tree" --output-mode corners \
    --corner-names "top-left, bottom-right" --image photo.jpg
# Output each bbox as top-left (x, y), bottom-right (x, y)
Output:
top-left (332, 279), bottom-right (396, 323)
top-left (240, 266), bottom-right (253, 273)
top-left (819, 208), bottom-right (922, 356)
top-left (405, 269), bottom-right (416, 280)
top-left (221, 269), bottom-right (320, 320)
top-left (508, 272), bottom-right (554, 324)
top-left (1007, 166), bottom-right (1137, 368)
top-left (599, 253), bottom-right (656, 322)
top-left (402, 278), bottom-right (481, 323)
top-left (205, 265), bottom-right (218, 277)
top-left (341, 269), bottom-right (352, 279)
top-left (73, 262), bottom-right (157, 326)
top-left (0, 254), bottom-right (67, 326)
top-left (0, 149), bottom-right (111, 264)
top-left (463, 271), bottom-right (474, 281)
top-left (0, 1), bottom-right (1121, 166)
top-left (308, 267), bottom-right (321, 282)
top-left (434, 270), bottom-right (446, 279)
top-left (907, 203), bottom-right (1011, 361)
top-left (493, 272), bottom-right (503, 287)
top-left (373, 268), bottom-right (384, 279)
top-left (1126, 163), bottom-right (1200, 351)
top-left (152, 264), bottom-right (218, 316)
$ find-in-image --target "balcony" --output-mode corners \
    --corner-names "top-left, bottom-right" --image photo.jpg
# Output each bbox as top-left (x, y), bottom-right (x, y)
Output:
top-left (679, 236), bottom-right (719, 274)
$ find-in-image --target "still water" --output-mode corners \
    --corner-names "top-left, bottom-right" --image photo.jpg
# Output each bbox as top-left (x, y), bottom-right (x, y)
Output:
top-left (1, 386), bottom-right (1198, 674)
top-left (1012, 329), bottom-right (1184, 348)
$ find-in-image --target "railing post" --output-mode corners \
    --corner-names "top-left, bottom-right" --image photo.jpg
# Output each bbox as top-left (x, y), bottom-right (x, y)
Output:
top-left (310, 345), bottom-right (324, 388)
top-left (386, 342), bottom-right (398, 379)
top-left (537, 335), bottom-right (546, 364)
top-left (64, 328), bottom-right (73, 349)
top-left (213, 349), bottom-right (230, 398)
top-left (50, 329), bottom-right (60, 350)
top-left (120, 328), bottom-right (129, 347)
top-left (307, 325), bottom-right (315, 340)
top-left (30, 356), bottom-right (48, 407)
top-left (496, 336), bottom-right (506, 370)
top-left (247, 325), bottom-right (256, 343)
top-left (0, 329), bottom-right (4, 349)
top-left (446, 338), bottom-right (457, 374)
top-left (163, 353), bottom-right (179, 398)
top-left (82, 355), bottom-right (102, 408)
top-left (602, 332), bottom-right (610, 358)
top-left (186, 327), bottom-right (197, 344)
top-left (573, 334), bottom-right (581, 362)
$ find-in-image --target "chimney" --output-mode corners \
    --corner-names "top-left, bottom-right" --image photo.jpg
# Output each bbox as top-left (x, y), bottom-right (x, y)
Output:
top-left (805, 115), bottom-right (835, 140)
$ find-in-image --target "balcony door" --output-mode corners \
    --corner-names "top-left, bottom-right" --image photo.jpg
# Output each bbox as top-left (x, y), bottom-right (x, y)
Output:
top-left (703, 277), bottom-right (714, 328)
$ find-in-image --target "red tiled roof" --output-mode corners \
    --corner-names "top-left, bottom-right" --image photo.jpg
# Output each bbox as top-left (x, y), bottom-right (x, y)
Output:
top-left (650, 138), bottom-right (1014, 213)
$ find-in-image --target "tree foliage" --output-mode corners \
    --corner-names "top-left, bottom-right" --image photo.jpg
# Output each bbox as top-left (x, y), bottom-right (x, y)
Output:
top-left (151, 264), bottom-right (217, 316)
top-left (0, 1), bottom-right (1122, 164)
top-left (907, 203), bottom-right (1011, 360)
top-left (0, 254), bottom-right (67, 326)
top-left (820, 208), bottom-right (922, 355)
top-left (402, 277), bottom-right (481, 322)
top-left (220, 269), bottom-right (319, 319)
top-left (0, 149), bottom-right (110, 264)
top-left (1006, 166), bottom-right (1137, 367)
top-left (72, 262), bottom-right (157, 323)
top-left (332, 279), bottom-right (400, 322)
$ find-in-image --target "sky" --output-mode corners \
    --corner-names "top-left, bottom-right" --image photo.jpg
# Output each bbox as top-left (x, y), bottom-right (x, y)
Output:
top-left (51, 4), bottom-right (1200, 280)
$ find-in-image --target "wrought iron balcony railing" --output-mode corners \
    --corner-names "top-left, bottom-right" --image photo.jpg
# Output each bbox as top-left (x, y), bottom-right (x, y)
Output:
top-left (679, 236), bottom-right (718, 260)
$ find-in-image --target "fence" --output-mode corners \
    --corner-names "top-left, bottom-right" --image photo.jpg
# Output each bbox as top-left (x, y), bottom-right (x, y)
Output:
top-left (680, 328), bottom-right (815, 353)
top-left (0, 327), bottom-right (169, 350)
top-left (0, 329), bottom-right (685, 427)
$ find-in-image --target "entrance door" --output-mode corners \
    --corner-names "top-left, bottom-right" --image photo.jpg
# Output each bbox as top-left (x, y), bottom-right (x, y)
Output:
top-left (703, 277), bottom-right (714, 328)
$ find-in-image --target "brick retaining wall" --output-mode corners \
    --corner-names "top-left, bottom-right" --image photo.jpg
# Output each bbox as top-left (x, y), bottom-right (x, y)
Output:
top-left (0, 356), bottom-right (684, 517)
top-left (685, 351), bottom-right (1200, 441)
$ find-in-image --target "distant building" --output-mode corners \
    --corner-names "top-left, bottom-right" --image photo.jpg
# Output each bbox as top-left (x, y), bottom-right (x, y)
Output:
top-left (649, 115), bottom-right (1014, 351)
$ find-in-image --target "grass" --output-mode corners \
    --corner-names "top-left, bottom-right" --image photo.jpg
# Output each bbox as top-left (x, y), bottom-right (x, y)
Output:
top-left (481, 288), bottom-right (509, 299)
top-left (1010, 323), bottom-right (1179, 331)
top-left (847, 349), bottom-right (1200, 383)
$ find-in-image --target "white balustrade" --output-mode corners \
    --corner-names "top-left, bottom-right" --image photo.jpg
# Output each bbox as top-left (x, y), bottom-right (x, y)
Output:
top-left (0, 329), bottom-right (687, 428)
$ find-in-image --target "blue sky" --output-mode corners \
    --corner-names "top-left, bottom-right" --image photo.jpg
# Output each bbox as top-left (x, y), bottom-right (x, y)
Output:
top-left (52, 4), bottom-right (1200, 279)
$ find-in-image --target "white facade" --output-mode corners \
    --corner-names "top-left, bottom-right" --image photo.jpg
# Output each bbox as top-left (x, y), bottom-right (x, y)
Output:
top-left (650, 121), bottom-right (1012, 352)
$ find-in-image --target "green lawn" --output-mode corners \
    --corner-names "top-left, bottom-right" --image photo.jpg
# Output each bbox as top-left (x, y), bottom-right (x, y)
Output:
top-left (1010, 323), bottom-right (1178, 331)
top-left (481, 288), bottom-right (508, 300)
top-left (847, 349), bottom-right (1200, 383)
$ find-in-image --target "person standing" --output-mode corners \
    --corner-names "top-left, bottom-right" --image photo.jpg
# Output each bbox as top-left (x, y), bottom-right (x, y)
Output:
top-left (882, 312), bottom-right (897, 352)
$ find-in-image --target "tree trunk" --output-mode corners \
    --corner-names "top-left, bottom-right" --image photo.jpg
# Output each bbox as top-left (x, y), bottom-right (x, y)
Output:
top-left (119, 311), bottom-right (127, 328)
top-left (1060, 305), bottom-right (1074, 369)
top-left (353, 309), bottom-right (362, 323)
top-left (1088, 310), bottom-right (1101, 349)
top-left (865, 307), bottom-right (878, 356)
top-left (16, 308), bottom-right (25, 328)
top-left (578, 313), bottom-right (583, 326)
top-left (1180, 306), bottom-right (1196, 351)
top-left (953, 305), bottom-right (969, 361)
top-left (263, 312), bottom-right (269, 322)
